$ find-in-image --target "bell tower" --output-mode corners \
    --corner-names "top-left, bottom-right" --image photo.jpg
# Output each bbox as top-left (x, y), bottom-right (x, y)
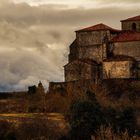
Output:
top-left (121, 15), bottom-right (140, 32)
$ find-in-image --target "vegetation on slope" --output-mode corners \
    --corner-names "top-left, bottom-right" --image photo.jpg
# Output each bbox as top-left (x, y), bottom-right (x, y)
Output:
top-left (0, 79), bottom-right (139, 139)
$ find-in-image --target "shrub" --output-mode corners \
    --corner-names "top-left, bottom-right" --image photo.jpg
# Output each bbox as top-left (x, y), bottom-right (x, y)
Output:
top-left (17, 117), bottom-right (63, 140)
top-left (115, 107), bottom-right (137, 135)
top-left (92, 126), bottom-right (140, 140)
top-left (69, 99), bottom-right (104, 140)
top-left (5, 131), bottom-right (17, 140)
top-left (68, 90), bottom-right (138, 139)
top-left (0, 120), bottom-right (16, 140)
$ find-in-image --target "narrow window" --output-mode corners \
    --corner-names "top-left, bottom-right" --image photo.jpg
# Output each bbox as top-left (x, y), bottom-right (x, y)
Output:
top-left (132, 23), bottom-right (136, 31)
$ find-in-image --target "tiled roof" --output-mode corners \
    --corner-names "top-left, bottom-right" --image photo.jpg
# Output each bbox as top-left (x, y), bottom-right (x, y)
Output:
top-left (103, 55), bottom-right (135, 62)
top-left (78, 59), bottom-right (98, 65)
top-left (64, 59), bottom-right (98, 67)
top-left (76, 23), bottom-right (120, 33)
top-left (121, 15), bottom-right (140, 22)
top-left (111, 31), bottom-right (140, 42)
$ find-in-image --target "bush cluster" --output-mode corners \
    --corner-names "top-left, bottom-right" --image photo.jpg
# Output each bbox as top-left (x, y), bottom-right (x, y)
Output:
top-left (68, 91), bottom-right (138, 140)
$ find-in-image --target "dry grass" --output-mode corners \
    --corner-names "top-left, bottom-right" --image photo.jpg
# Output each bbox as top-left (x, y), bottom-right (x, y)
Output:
top-left (0, 113), bottom-right (66, 123)
top-left (0, 79), bottom-right (139, 140)
top-left (92, 126), bottom-right (140, 140)
top-left (0, 113), bottom-right (69, 140)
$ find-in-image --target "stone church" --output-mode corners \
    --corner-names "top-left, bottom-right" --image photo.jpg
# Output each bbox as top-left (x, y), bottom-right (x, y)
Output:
top-left (64, 15), bottom-right (140, 82)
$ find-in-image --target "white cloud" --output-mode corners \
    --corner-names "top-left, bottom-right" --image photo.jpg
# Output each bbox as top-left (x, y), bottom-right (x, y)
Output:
top-left (11, 0), bottom-right (140, 8)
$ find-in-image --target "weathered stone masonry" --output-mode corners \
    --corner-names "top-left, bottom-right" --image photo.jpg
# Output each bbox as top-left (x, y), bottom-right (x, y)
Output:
top-left (64, 15), bottom-right (140, 82)
top-left (49, 15), bottom-right (140, 92)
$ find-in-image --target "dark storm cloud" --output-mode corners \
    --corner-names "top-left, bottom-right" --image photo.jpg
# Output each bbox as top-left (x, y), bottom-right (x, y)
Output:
top-left (0, 2), bottom-right (139, 28)
top-left (0, 0), bottom-right (139, 91)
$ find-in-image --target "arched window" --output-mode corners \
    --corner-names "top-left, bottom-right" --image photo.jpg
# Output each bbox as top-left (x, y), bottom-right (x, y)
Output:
top-left (132, 23), bottom-right (136, 31)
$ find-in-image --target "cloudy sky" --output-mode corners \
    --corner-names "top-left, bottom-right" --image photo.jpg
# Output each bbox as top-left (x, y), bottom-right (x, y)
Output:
top-left (0, 0), bottom-right (139, 91)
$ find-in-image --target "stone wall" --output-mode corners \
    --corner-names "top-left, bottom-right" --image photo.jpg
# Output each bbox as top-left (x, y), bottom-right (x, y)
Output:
top-left (78, 45), bottom-right (104, 63)
top-left (121, 21), bottom-right (140, 31)
top-left (48, 79), bottom-right (100, 94)
top-left (76, 30), bottom-right (110, 46)
top-left (103, 60), bottom-right (134, 79)
top-left (113, 41), bottom-right (140, 62)
top-left (68, 40), bottom-right (79, 62)
top-left (64, 60), bottom-right (99, 82)
top-left (78, 44), bottom-right (107, 63)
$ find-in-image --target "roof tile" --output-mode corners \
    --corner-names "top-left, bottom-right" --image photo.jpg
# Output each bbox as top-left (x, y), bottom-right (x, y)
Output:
top-left (121, 15), bottom-right (140, 22)
top-left (111, 31), bottom-right (140, 42)
top-left (76, 23), bottom-right (120, 32)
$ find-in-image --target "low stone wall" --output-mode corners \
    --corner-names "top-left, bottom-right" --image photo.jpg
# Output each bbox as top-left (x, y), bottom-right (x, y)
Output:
top-left (49, 79), bottom-right (140, 97)
top-left (48, 79), bottom-right (100, 94)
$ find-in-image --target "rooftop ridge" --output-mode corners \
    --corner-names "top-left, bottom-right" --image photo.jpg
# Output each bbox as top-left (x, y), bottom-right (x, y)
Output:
top-left (76, 23), bottom-right (120, 32)
top-left (121, 15), bottom-right (140, 22)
